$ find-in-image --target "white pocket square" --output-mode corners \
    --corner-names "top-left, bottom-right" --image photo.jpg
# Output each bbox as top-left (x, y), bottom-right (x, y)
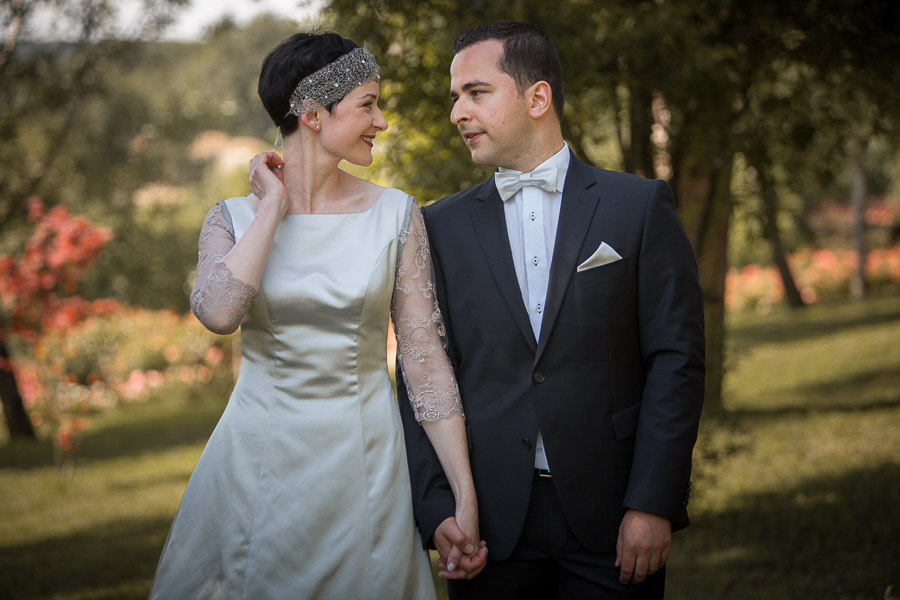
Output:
top-left (577, 242), bottom-right (622, 272)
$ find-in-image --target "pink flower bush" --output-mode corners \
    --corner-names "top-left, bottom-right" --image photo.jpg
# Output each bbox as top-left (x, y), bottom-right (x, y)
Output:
top-left (727, 245), bottom-right (900, 312)
top-left (16, 305), bottom-right (233, 437)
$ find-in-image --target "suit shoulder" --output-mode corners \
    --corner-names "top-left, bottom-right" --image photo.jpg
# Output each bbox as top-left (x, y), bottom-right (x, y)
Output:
top-left (583, 163), bottom-right (674, 210)
top-left (591, 165), bottom-right (663, 192)
top-left (423, 179), bottom-right (490, 219)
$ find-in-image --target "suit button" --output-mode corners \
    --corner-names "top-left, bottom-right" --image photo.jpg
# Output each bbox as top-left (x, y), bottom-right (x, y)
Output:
top-left (533, 372), bottom-right (545, 383)
top-left (521, 438), bottom-right (532, 449)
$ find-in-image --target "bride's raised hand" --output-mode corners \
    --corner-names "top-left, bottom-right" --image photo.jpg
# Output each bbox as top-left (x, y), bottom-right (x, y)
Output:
top-left (249, 152), bottom-right (289, 217)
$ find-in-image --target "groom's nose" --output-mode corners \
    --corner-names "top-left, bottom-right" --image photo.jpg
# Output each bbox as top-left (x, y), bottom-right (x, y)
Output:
top-left (450, 99), bottom-right (469, 125)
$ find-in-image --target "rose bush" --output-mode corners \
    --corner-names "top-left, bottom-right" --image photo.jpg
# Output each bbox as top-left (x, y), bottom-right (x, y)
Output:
top-left (726, 245), bottom-right (900, 312)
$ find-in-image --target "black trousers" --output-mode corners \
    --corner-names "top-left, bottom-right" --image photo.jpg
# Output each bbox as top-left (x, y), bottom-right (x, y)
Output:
top-left (448, 474), bottom-right (666, 600)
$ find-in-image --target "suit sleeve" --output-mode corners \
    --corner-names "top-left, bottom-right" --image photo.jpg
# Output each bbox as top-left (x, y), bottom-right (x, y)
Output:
top-left (396, 204), bottom-right (459, 548)
top-left (624, 179), bottom-right (705, 529)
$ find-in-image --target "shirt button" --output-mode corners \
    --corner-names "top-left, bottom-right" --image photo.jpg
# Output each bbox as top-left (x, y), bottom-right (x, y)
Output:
top-left (532, 256), bottom-right (539, 266)
top-left (529, 211), bottom-right (536, 221)
top-left (521, 438), bottom-right (532, 449)
top-left (535, 303), bottom-right (543, 313)
top-left (533, 372), bottom-right (545, 383)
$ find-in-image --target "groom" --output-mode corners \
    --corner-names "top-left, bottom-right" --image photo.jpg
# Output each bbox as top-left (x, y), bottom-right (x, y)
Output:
top-left (398, 21), bottom-right (705, 599)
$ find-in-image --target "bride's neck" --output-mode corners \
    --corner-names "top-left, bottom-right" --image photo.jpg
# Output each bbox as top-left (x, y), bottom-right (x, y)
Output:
top-left (280, 138), bottom-right (344, 213)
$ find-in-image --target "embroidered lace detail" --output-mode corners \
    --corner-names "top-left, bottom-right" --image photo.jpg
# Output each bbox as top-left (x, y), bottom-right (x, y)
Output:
top-left (391, 199), bottom-right (464, 422)
top-left (190, 202), bottom-right (258, 335)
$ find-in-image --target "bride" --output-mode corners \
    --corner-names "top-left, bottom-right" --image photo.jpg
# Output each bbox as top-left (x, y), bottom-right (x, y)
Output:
top-left (150, 31), bottom-right (485, 599)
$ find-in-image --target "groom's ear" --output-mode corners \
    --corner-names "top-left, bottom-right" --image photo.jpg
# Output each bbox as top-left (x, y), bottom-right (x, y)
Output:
top-left (526, 81), bottom-right (554, 120)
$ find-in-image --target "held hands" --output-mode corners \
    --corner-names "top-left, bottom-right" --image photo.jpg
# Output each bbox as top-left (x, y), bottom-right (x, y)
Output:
top-left (434, 496), bottom-right (487, 580)
top-left (433, 515), bottom-right (487, 580)
top-left (615, 509), bottom-right (671, 585)
top-left (248, 152), bottom-right (289, 217)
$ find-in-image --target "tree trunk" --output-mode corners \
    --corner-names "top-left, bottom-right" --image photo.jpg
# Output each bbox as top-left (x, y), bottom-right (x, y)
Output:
top-left (848, 128), bottom-right (867, 301)
top-left (760, 175), bottom-right (806, 309)
top-left (674, 158), bottom-right (734, 412)
top-left (626, 81), bottom-right (654, 179)
top-left (0, 336), bottom-right (35, 439)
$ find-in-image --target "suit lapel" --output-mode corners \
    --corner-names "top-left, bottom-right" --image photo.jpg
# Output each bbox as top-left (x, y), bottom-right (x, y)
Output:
top-left (470, 181), bottom-right (538, 352)
top-left (535, 154), bottom-right (601, 362)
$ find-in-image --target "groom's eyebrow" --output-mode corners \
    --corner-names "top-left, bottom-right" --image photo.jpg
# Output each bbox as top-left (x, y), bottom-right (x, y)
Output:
top-left (450, 80), bottom-right (492, 100)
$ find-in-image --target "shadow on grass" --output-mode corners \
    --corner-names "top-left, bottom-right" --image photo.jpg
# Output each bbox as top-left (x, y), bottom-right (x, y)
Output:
top-left (0, 516), bottom-right (170, 599)
top-left (787, 366), bottom-right (900, 405)
top-left (728, 295), bottom-right (900, 347)
top-left (76, 399), bottom-right (226, 462)
top-left (0, 387), bottom-right (228, 472)
top-left (669, 462), bottom-right (900, 600)
top-left (728, 365), bottom-right (900, 420)
top-left (732, 397), bottom-right (900, 421)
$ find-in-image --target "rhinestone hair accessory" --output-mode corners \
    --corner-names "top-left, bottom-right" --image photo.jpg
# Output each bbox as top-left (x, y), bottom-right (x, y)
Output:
top-left (286, 46), bottom-right (380, 116)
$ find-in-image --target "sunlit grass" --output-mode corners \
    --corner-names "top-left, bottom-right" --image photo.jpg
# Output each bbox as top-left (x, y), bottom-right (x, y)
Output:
top-left (0, 387), bottom-right (224, 600)
top-left (1, 295), bottom-right (899, 599)
top-left (668, 294), bottom-right (900, 600)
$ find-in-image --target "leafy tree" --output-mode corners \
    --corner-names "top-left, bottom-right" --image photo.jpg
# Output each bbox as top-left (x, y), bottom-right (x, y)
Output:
top-left (0, 5), bottom-right (311, 437)
top-left (317, 0), bottom-right (900, 409)
top-left (72, 14), bottom-right (302, 310)
top-left (0, 0), bottom-right (189, 438)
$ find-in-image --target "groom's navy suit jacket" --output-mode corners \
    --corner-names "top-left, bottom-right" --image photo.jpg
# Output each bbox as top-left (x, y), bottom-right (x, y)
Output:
top-left (398, 152), bottom-right (705, 560)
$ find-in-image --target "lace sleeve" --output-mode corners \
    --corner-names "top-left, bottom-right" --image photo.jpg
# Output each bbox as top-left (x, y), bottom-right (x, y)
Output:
top-left (391, 199), bottom-right (464, 423)
top-left (190, 202), bottom-right (258, 335)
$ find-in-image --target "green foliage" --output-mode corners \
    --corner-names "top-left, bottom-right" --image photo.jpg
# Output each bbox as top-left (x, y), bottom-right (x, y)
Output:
top-left (1, 9), bottom-right (304, 310)
top-left (67, 16), bottom-right (303, 309)
top-left (318, 0), bottom-right (900, 240)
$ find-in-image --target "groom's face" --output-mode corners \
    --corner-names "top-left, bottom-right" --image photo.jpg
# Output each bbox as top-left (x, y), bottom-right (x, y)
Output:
top-left (449, 40), bottom-right (534, 171)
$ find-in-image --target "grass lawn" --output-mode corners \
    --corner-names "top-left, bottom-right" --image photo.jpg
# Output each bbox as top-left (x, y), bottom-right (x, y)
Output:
top-left (1, 295), bottom-right (899, 599)
top-left (668, 295), bottom-right (900, 600)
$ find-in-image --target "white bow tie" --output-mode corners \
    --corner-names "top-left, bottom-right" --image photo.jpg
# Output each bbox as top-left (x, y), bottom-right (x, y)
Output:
top-left (494, 161), bottom-right (559, 201)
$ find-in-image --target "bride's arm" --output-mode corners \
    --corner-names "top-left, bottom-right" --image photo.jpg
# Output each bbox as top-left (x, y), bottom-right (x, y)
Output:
top-left (390, 199), bottom-right (479, 552)
top-left (191, 152), bottom-right (288, 334)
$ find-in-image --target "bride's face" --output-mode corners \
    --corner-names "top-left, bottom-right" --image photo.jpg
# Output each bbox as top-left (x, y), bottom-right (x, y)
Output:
top-left (318, 80), bottom-right (388, 167)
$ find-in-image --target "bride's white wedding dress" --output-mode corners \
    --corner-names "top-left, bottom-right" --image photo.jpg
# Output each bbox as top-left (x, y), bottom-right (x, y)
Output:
top-left (150, 188), bottom-right (462, 599)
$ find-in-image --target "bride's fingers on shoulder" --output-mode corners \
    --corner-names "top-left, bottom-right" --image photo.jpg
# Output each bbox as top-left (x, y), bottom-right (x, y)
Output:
top-left (263, 152), bottom-right (284, 167)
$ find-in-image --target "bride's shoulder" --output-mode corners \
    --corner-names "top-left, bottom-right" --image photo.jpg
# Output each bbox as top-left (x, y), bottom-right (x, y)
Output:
top-left (366, 182), bottom-right (413, 208)
top-left (341, 173), bottom-right (413, 212)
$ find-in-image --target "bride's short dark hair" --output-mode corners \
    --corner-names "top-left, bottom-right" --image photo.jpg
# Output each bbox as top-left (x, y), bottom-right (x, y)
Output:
top-left (258, 31), bottom-right (359, 135)
top-left (454, 21), bottom-right (565, 119)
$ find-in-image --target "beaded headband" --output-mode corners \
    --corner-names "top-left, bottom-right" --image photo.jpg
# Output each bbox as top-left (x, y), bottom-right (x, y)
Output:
top-left (286, 46), bottom-right (381, 116)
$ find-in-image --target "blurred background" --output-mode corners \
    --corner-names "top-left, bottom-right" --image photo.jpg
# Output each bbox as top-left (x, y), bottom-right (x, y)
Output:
top-left (1, 1), bottom-right (898, 598)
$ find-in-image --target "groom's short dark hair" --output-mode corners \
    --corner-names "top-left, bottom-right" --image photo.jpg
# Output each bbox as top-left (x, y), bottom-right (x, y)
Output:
top-left (453, 21), bottom-right (564, 119)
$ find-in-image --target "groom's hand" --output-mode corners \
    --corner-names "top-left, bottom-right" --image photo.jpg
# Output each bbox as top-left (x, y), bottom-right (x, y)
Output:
top-left (616, 509), bottom-right (671, 585)
top-left (433, 516), bottom-right (488, 580)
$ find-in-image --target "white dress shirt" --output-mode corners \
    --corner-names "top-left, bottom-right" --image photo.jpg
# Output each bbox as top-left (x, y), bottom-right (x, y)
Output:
top-left (498, 143), bottom-right (570, 472)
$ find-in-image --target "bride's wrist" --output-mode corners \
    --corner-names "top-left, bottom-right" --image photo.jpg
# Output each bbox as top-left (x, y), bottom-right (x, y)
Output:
top-left (453, 485), bottom-right (477, 508)
top-left (257, 193), bottom-right (288, 216)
